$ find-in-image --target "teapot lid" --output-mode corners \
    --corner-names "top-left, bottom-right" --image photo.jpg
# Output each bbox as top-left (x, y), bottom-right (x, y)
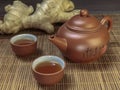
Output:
top-left (66, 9), bottom-right (100, 32)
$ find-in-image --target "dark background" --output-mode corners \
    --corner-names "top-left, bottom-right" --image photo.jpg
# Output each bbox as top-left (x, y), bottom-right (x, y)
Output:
top-left (0, 0), bottom-right (120, 16)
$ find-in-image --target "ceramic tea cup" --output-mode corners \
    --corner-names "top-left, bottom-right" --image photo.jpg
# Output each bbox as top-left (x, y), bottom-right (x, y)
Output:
top-left (32, 55), bottom-right (65, 85)
top-left (10, 34), bottom-right (37, 56)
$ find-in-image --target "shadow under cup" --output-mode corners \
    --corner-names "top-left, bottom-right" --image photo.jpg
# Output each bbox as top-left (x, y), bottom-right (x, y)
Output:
top-left (10, 34), bottom-right (37, 56)
top-left (32, 55), bottom-right (66, 85)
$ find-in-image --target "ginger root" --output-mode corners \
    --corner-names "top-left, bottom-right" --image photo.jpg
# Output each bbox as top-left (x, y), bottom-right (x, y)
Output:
top-left (0, 0), bottom-right (80, 34)
top-left (0, 1), bottom-right (34, 34)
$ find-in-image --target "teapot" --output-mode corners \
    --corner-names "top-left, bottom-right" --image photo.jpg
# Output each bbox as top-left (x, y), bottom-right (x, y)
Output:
top-left (49, 9), bottom-right (112, 63)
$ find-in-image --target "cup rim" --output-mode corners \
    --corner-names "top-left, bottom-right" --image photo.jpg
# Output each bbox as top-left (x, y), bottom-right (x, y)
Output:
top-left (32, 55), bottom-right (66, 76)
top-left (10, 34), bottom-right (37, 47)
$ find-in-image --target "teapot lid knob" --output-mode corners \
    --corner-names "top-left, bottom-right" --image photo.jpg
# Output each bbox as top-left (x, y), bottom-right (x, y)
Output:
top-left (80, 9), bottom-right (89, 17)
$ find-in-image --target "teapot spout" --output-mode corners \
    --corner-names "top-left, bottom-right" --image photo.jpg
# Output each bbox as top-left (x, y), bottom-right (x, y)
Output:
top-left (49, 35), bottom-right (67, 53)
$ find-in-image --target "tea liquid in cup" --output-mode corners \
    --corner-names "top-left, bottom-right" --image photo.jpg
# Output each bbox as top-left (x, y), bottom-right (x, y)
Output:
top-left (35, 61), bottom-right (62, 74)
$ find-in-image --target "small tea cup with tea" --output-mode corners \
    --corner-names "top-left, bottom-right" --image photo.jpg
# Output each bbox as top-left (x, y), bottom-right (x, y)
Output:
top-left (32, 55), bottom-right (65, 85)
top-left (10, 34), bottom-right (37, 56)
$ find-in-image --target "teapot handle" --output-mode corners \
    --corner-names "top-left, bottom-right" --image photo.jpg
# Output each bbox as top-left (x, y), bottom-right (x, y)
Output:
top-left (100, 16), bottom-right (112, 32)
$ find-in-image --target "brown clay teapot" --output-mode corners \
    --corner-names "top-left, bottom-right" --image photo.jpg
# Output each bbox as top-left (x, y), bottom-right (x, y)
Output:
top-left (49, 9), bottom-right (112, 63)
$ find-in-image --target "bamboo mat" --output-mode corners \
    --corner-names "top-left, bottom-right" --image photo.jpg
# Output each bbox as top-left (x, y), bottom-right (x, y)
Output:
top-left (0, 14), bottom-right (120, 90)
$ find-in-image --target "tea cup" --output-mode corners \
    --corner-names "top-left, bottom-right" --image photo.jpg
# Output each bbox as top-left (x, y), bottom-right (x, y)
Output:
top-left (32, 55), bottom-right (65, 85)
top-left (10, 34), bottom-right (37, 56)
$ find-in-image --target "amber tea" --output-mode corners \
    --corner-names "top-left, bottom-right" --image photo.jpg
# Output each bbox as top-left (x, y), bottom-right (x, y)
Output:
top-left (14, 39), bottom-right (34, 45)
top-left (35, 61), bottom-right (62, 74)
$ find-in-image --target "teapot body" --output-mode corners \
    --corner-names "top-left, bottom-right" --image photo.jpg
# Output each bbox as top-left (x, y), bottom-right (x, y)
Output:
top-left (56, 23), bottom-right (110, 62)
